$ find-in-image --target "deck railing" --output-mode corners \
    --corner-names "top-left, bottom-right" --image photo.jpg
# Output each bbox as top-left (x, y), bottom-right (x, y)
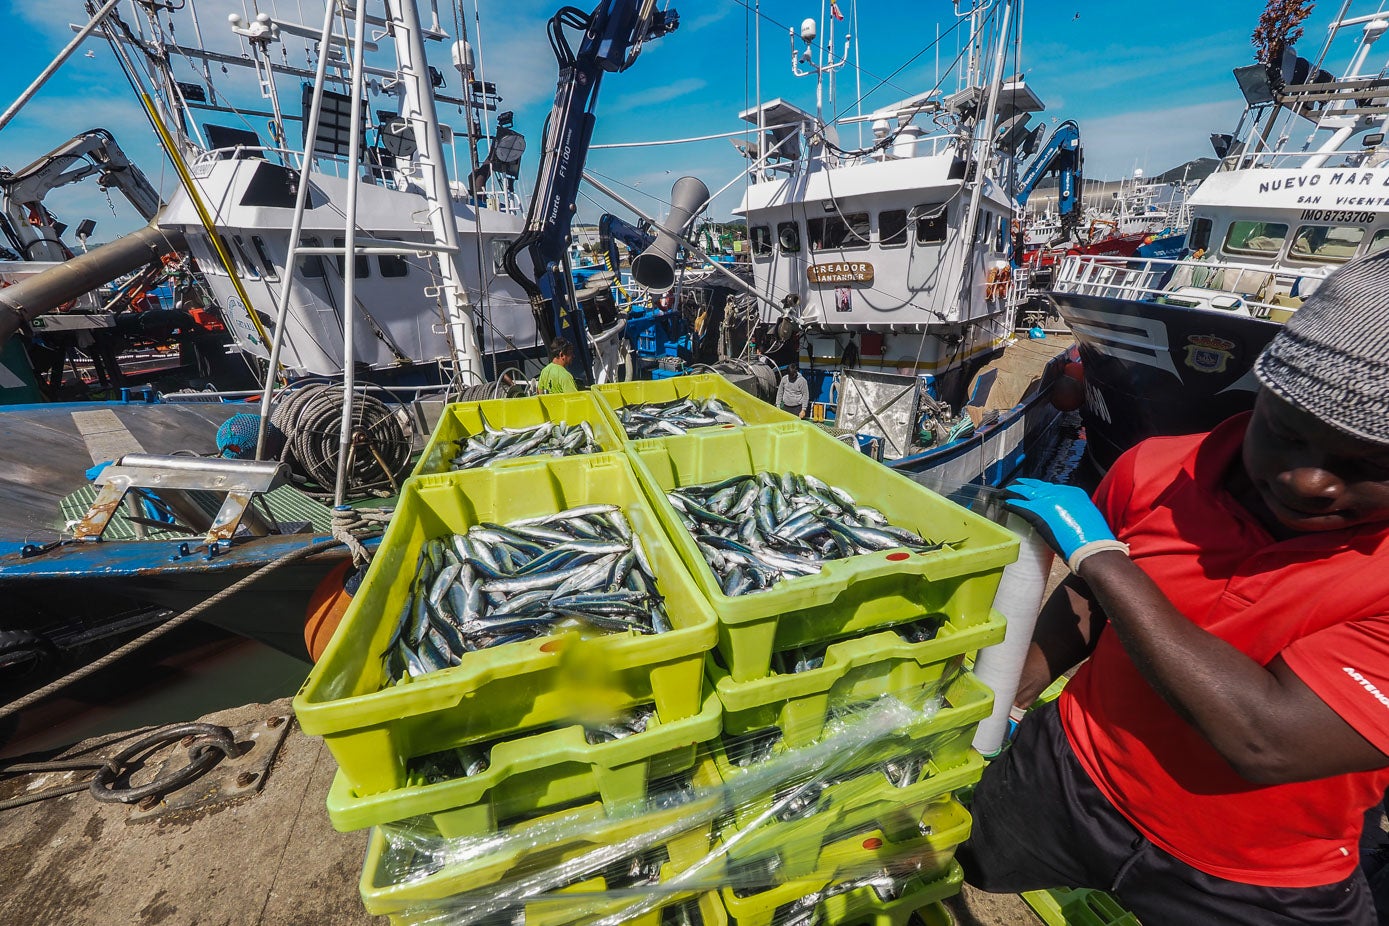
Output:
top-left (1051, 253), bottom-right (1317, 320)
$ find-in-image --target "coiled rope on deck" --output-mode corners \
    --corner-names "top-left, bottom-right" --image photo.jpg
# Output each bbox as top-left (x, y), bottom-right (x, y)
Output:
top-left (271, 384), bottom-right (412, 500)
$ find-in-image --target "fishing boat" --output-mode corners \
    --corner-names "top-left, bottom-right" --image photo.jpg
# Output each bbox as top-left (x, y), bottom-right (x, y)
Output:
top-left (1049, 4), bottom-right (1389, 469)
top-left (602, 0), bottom-right (1076, 496)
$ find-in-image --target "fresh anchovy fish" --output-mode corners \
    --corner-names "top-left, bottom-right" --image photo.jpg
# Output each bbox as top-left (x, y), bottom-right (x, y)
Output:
top-left (583, 704), bottom-right (655, 745)
top-left (616, 397), bottom-right (746, 439)
top-left (450, 420), bottom-right (600, 470)
top-left (381, 504), bottom-right (670, 685)
top-left (666, 472), bottom-right (947, 596)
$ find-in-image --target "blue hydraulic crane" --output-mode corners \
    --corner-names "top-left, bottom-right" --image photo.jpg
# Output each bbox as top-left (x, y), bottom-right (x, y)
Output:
top-left (1014, 119), bottom-right (1083, 229)
top-left (502, 0), bottom-right (679, 382)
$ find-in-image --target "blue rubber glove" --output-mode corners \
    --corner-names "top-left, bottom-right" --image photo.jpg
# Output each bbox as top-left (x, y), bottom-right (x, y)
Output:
top-left (1004, 477), bottom-right (1128, 571)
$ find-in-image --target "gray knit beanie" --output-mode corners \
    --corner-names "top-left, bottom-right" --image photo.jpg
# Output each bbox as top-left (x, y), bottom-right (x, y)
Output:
top-left (1253, 250), bottom-right (1389, 444)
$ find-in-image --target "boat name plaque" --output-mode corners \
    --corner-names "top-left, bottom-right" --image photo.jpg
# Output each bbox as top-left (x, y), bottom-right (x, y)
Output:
top-left (807, 262), bottom-right (874, 284)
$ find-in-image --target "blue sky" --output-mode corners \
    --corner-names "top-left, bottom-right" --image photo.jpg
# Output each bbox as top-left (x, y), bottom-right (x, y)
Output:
top-left (0, 0), bottom-right (1359, 239)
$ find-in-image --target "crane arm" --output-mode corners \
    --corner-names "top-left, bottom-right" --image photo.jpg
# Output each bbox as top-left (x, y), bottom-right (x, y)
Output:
top-left (502, 0), bottom-right (678, 381)
top-left (1015, 119), bottom-right (1083, 221)
top-left (0, 129), bottom-right (162, 222)
top-left (597, 212), bottom-right (653, 278)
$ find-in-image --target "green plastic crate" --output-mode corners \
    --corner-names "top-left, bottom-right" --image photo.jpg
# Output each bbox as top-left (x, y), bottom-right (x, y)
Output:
top-left (711, 668), bottom-right (994, 776)
top-left (626, 424), bottom-right (1019, 682)
top-left (294, 453), bottom-right (719, 796)
top-left (717, 755), bottom-right (983, 880)
top-left (359, 759), bottom-right (726, 921)
top-left (710, 618), bottom-right (1005, 748)
top-left (819, 885), bottom-right (959, 926)
top-left (326, 689), bottom-right (722, 834)
top-left (412, 391), bottom-right (625, 477)
top-left (592, 373), bottom-right (798, 440)
top-left (1022, 888), bottom-right (1142, 926)
top-left (721, 854), bottom-right (966, 926)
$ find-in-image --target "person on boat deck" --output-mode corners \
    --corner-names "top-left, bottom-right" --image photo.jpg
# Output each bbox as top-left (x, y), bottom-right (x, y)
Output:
top-left (775, 365), bottom-right (810, 418)
top-left (537, 337), bottom-right (578, 395)
top-left (961, 250), bottom-right (1389, 926)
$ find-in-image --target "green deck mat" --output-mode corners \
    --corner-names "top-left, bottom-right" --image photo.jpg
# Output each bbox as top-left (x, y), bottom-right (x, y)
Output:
top-left (59, 482), bottom-right (336, 540)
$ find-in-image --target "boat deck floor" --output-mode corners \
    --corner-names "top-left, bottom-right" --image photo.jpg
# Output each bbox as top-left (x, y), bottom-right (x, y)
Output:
top-left (0, 401), bottom-right (246, 538)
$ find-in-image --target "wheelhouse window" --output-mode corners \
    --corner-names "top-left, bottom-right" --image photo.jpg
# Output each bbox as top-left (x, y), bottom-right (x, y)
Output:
top-left (249, 235), bottom-right (281, 281)
top-left (378, 253), bottom-right (409, 277)
top-left (1366, 228), bottom-right (1389, 256)
top-left (298, 235), bottom-right (328, 278)
top-left (491, 238), bottom-right (514, 274)
top-left (1222, 220), bottom-right (1289, 256)
top-left (808, 213), bottom-right (870, 251)
top-left (914, 204), bottom-right (948, 245)
top-left (1188, 217), bottom-right (1213, 253)
top-left (879, 210), bottom-right (908, 247)
top-left (332, 237), bottom-right (371, 278)
top-left (777, 221), bottom-right (801, 253)
top-left (231, 235), bottom-right (261, 280)
top-left (750, 225), bottom-right (772, 257)
top-left (1289, 224), bottom-right (1366, 263)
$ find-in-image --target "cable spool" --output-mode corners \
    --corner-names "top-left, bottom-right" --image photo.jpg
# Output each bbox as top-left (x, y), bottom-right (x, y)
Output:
top-left (271, 384), bottom-right (412, 500)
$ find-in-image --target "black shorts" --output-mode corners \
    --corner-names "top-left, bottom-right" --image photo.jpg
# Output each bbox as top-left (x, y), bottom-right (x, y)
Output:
top-left (957, 700), bottom-right (1376, 926)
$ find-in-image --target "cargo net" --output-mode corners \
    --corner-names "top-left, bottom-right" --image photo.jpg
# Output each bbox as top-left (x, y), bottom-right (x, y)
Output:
top-left (363, 673), bottom-right (977, 926)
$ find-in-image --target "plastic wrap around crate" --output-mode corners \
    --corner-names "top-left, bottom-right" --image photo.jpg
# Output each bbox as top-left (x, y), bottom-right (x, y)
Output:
top-left (717, 755), bottom-right (981, 880)
top-left (412, 392), bottom-right (625, 478)
top-left (710, 620), bottom-right (1004, 749)
top-left (720, 847), bottom-right (967, 926)
top-left (326, 690), bottom-right (721, 834)
top-left (710, 676), bottom-right (990, 830)
top-left (593, 373), bottom-right (797, 440)
top-left (817, 882), bottom-right (960, 926)
top-left (627, 424), bottom-right (1019, 682)
top-left (294, 454), bottom-right (719, 797)
top-left (358, 759), bottom-right (727, 922)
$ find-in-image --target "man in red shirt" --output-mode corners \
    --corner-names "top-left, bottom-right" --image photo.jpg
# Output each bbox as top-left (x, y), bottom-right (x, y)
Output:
top-left (960, 252), bottom-right (1389, 923)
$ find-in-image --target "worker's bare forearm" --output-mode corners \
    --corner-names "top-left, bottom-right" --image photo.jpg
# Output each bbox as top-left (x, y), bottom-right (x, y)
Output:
top-left (1075, 551), bottom-right (1299, 779)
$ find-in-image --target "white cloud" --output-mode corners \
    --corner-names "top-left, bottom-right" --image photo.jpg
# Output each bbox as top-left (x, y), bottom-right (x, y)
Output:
top-left (609, 77), bottom-right (708, 113)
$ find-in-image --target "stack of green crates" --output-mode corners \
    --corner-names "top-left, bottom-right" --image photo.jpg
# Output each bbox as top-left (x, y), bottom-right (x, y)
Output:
top-left (296, 380), bottom-right (1022, 923)
top-left (618, 417), bottom-right (1019, 919)
top-left (293, 448), bottom-right (727, 923)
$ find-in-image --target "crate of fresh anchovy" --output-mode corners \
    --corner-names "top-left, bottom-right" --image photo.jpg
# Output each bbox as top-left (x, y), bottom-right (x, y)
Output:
top-left (412, 392), bottom-right (625, 478)
top-left (326, 690), bottom-right (721, 834)
top-left (710, 743), bottom-right (983, 880)
top-left (625, 423), bottom-right (1018, 682)
top-left (592, 373), bottom-right (798, 441)
top-left (708, 626), bottom-right (1001, 751)
top-left (356, 757), bottom-right (727, 920)
top-left (708, 670), bottom-right (992, 832)
top-left (294, 452), bottom-right (719, 797)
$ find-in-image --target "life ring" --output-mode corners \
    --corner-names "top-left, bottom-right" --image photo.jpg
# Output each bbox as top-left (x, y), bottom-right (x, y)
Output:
top-left (984, 265), bottom-right (1012, 300)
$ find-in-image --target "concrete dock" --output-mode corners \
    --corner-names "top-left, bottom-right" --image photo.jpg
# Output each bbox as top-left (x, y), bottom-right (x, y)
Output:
top-left (0, 691), bottom-right (1045, 926)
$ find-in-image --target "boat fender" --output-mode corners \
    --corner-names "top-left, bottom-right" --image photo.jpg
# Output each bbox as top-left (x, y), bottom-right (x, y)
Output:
top-left (973, 514), bottom-right (1055, 756)
top-left (1050, 375), bottom-right (1084, 412)
top-left (304, 559), bottom-right (360, 662)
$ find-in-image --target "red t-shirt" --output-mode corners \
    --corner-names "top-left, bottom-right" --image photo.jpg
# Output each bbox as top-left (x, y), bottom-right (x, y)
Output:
top-left (1060, 412), bottom-right (1389, 888)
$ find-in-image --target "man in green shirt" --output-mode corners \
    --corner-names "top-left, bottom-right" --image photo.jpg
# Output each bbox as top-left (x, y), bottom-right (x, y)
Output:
top-left (537, 337), bottom-right (578, 394)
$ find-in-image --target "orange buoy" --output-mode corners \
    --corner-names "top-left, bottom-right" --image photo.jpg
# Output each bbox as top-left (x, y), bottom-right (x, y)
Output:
top-left (305, 559), bottom-right (354, 662)
top-left (1062, 361), bottom-right (1084, 383)
top-left (1050, 374), bottom-right (1085, 412)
